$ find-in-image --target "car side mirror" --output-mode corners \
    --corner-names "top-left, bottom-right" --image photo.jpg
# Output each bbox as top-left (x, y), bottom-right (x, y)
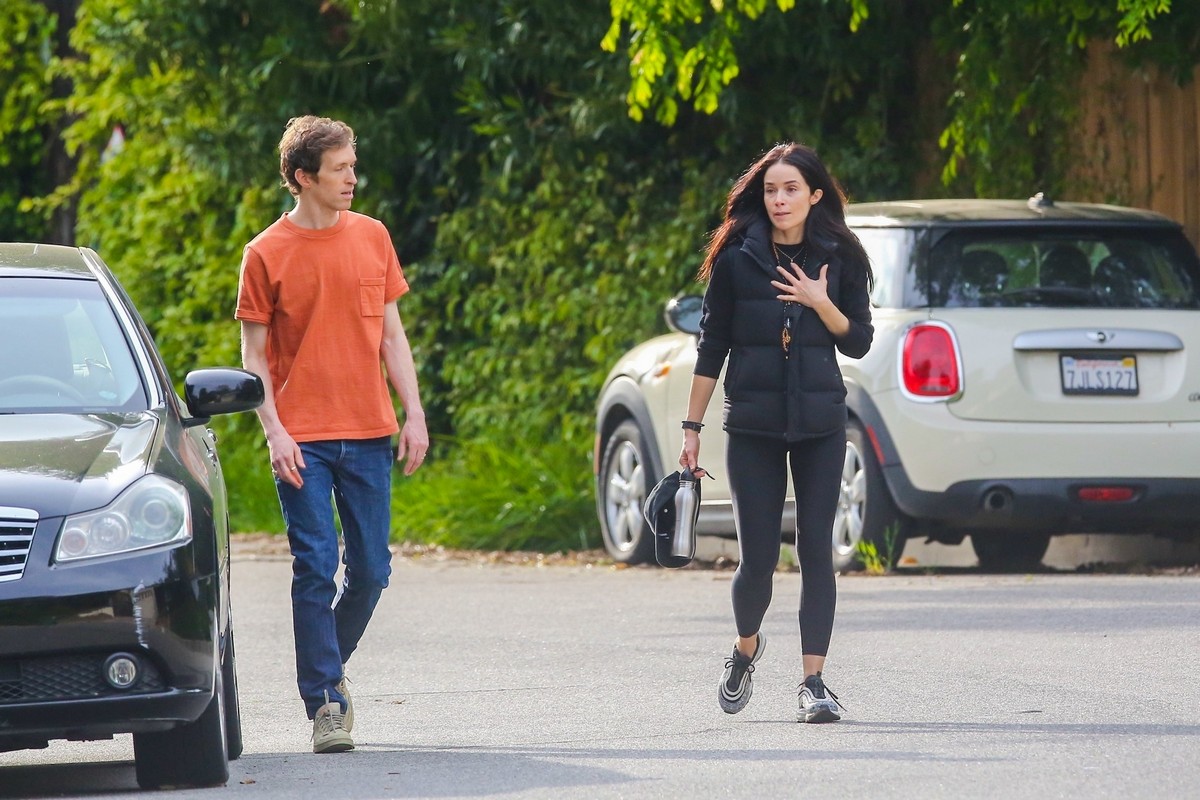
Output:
top-left (183, 367), bottom-right (264, 426)
top-left (665, 295), bottom-right (702, 335)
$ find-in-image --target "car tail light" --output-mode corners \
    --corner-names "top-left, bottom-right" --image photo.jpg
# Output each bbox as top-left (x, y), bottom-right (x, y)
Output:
top-left (1077, 486), bottom-right (1137, 502)
top-left (900, 322), bottom-right (962, 400)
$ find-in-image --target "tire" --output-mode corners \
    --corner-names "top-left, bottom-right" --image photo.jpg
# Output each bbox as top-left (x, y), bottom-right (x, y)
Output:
top-left (970, 532), bottom-right (1051, 572)
top-left (134, 660), bottom-right (229, 789)
top-left (597, 419), bottom-right (657, 565)
top-left (832, 419), bottom-right (910, 572)
top-left (222, 621), bottom-right (243, 761)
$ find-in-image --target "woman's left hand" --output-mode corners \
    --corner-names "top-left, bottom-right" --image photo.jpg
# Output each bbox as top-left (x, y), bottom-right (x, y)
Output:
top-left (772, 262), bottom-right (830, 309)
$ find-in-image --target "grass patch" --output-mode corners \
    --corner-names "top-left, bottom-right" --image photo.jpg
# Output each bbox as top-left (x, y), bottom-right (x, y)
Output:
top-left (390, 434), bottom-right (598, 552)
top-left (855, 523), bottom-right (903, 575)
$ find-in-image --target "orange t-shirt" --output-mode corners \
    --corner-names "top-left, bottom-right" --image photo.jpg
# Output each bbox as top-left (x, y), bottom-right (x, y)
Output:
top-left (235, 211), bottom-right (409, 442)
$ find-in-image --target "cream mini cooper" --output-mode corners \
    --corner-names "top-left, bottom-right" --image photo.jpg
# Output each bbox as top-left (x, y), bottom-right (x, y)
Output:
top-left (594, 197), bottom-right (1200, 571)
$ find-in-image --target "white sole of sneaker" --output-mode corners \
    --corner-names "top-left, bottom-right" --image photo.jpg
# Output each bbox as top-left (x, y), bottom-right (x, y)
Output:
top-left (313, 737), bottom-right (355, 754)
top-left (718, 681), bottom-right (753, 714)
top-left (799, 704), bottom-right (841, 724)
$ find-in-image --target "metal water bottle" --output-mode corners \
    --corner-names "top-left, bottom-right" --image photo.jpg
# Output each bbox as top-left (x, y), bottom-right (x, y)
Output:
top-left (671, 468), bottom-right (699, 559)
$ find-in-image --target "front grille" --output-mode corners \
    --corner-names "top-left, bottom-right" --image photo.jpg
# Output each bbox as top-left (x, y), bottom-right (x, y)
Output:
top-left (0, 653), bottom-right (165, 704)
top-left (0, 506), bottom-right (38, 583)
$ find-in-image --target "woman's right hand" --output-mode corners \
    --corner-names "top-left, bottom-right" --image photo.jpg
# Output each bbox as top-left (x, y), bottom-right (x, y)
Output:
top-left (680, 429), bottom-right (705, 476)
top-left (681, 375), bottom-right (717, 478)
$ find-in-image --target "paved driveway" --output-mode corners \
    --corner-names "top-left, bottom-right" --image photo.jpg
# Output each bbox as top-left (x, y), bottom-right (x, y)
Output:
top-left (2, 547), bottom-right (1198, 799)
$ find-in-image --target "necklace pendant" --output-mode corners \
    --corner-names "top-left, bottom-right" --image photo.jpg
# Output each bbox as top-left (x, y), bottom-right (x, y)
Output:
top-left (781, 318), bottom-right (792, 358)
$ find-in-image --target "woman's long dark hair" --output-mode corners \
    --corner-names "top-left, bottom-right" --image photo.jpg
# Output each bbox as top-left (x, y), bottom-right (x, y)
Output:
top-left (698, 142), bottom-right (872, 287)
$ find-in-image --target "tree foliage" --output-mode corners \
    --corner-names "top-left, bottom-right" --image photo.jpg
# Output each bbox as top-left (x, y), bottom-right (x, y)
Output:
top-left (0, 0), bottom-right (56, 239)
top-left (936, 0), bottom-right (1178, 196)
top-left (602, 0), bottom-right (871, 124)
top-left (604, 0), bottom-right (1188, 196)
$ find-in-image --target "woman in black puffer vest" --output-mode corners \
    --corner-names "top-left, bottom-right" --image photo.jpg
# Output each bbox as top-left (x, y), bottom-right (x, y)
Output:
top-left (680, 143), bottom-right (873, 723)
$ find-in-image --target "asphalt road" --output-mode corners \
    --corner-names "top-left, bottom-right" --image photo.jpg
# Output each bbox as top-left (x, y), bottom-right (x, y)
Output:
top-left (2, 544), bottom-right (1199, 799)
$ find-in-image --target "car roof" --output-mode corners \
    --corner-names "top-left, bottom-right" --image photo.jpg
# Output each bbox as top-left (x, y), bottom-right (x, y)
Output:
top-left (845, 198), bottom-right (1179, 229)
top-left (0, 242), bottom-right (98, 279)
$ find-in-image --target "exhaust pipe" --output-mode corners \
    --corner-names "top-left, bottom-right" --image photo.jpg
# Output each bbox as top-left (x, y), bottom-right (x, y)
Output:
top-left (981, 486), bottom-right (1013, 513)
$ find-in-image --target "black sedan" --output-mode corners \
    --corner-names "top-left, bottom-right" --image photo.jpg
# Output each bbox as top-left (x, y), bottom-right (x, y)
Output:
top-left (0, 243), bottom-right (263, 789)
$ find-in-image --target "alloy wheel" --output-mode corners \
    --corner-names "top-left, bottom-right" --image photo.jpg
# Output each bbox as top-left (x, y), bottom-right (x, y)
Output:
top-left (604, 440), bottom-right (645, 554)
top-left (832, 440), bottom-right (866, 562)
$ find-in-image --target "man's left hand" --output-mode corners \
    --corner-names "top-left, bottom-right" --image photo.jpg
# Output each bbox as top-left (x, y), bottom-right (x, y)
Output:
top-left (395, 417), bottom-right (429, 476)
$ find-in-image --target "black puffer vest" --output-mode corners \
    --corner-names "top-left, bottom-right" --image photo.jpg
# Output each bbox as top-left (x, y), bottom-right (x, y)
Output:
top-left (694, 219), bottom-right (874, 441)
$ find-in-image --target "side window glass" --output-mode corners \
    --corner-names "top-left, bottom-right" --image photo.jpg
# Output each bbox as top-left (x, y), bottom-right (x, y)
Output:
top-left (854, 228), bottom-right (914, 308)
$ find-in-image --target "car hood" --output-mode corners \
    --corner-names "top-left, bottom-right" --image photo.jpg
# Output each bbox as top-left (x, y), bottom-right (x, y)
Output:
top-left (0, 412), bottom-right (159, 517)
top-left (603, 332), bottom-right (695, 385)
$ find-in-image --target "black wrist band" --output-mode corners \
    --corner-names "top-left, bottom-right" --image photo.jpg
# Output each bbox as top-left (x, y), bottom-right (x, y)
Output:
top-left (681, 420), bottom-right (704, 432)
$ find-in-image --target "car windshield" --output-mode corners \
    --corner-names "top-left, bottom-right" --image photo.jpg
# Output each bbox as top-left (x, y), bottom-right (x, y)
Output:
top-left (0, 277), bottom-right (148, 413)
top-left (925, 228), bottom-right (1200, 309)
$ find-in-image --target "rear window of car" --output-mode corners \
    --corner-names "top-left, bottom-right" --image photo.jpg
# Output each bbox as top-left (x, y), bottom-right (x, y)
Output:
top-left (924, 227), bottom-right (1200, 309)
top-left (0, 277), bottom-right (148, 413)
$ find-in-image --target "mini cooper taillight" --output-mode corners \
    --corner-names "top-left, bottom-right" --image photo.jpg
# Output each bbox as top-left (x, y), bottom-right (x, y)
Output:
top-left (900, 321), bottom-right (962, 400)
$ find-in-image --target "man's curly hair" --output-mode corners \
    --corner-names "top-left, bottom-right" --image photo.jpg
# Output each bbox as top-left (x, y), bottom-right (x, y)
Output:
top-left (278, 116), bottom-right (355, 197)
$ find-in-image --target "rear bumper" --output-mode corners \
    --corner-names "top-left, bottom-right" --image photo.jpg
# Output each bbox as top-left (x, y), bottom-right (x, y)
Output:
top-left (849, 386), bottom-right (1200, 536)
top-left (885, 471), bottom-right (1200, 536)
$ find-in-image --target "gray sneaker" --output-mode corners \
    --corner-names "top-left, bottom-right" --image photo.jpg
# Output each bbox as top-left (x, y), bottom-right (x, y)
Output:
top-left (312, 692), bottom-right (354, 753)
top-left (717, 632), bottom-right (766, 714)
top-left (798, 672), bottom-right (844, 723)
top-left (336, 669), bottom-right (353, 732)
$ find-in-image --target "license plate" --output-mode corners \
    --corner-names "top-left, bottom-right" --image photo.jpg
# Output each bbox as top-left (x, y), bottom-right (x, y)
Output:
top-left (1060, 354), bottom-right (1139, 396)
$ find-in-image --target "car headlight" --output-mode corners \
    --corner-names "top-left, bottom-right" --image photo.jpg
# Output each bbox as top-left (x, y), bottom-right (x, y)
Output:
top-left (56, 475), bottom-right (192, 562)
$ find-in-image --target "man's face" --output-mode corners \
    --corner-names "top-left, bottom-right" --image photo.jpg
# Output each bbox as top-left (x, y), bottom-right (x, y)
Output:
top-left (300, 144), bottom-right (357, 211)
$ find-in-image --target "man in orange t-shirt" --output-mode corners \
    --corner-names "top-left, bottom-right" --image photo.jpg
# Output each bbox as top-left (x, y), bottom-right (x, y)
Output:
top-left (235, 116), bottom-right (428, 754)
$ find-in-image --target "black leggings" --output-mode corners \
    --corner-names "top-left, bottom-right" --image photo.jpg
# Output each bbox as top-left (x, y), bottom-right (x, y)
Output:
top-left (726, 430), bottom-right (845, 656)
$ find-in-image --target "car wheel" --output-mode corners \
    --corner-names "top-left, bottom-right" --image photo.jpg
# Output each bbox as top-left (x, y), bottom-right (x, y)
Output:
top-left (134, 657), bottom-right (229, 789)
top-left (832, 419), bottom-right (910, 572)
top-left (970, 532), bottom-right (1051, 572)
top-left (222, 620), bottom-right (243, 761)
top-left (597, 419), bottom-right (657, 564)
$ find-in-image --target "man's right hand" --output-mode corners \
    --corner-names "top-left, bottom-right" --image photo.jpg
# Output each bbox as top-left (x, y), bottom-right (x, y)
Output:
top-left (242, 321), bottom-right (306, 489)
top-left (268, 431), bottom-right (306, 489)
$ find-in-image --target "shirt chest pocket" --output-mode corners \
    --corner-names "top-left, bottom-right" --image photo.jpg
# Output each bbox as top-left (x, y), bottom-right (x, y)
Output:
top-left (359, 277), bottom-right (387, 317)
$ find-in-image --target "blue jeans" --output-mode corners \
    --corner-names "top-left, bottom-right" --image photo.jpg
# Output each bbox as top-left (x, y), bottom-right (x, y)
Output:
top-left (277, 437), bottom-right (393, 719)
